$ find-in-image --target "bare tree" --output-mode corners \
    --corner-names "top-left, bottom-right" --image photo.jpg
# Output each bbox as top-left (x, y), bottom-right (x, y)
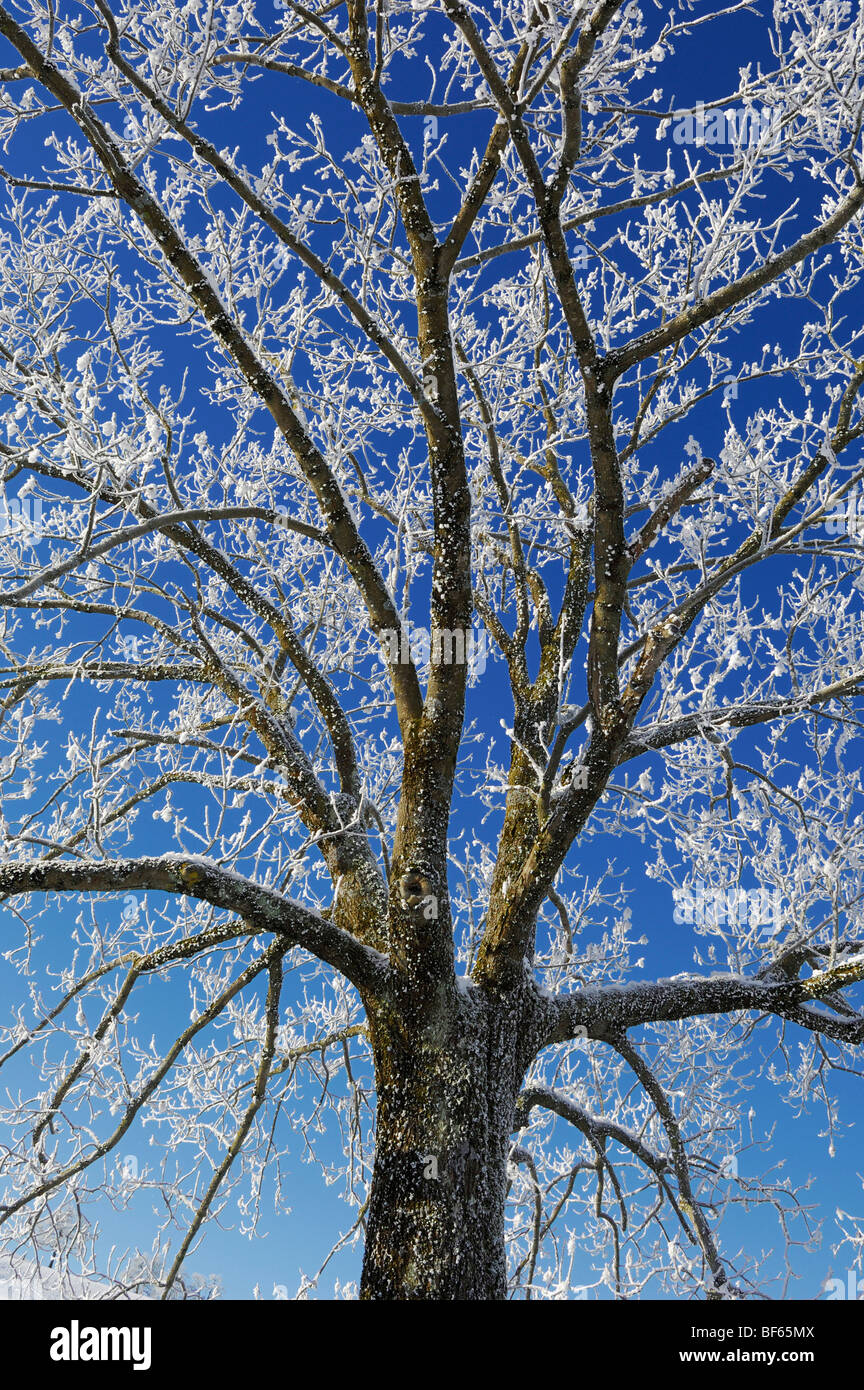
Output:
top-left (0, 0), bottom-right (863, 1301)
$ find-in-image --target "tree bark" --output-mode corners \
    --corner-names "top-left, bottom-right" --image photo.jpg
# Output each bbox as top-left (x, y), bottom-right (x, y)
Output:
top-left (360, 990), bottom-right (529, 1300)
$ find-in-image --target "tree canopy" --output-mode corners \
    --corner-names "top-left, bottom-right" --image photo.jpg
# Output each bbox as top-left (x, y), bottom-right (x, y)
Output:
top-left (0, 0), bottom-right (862, 1299)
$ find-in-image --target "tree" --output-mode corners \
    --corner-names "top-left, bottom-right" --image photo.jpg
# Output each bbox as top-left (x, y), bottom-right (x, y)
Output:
top-left (0, 0), bottom-right (862, 1302)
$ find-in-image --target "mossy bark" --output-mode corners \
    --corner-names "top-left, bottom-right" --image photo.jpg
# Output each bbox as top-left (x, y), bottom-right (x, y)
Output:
top-left (359, 990), bottom-right (529, 1300)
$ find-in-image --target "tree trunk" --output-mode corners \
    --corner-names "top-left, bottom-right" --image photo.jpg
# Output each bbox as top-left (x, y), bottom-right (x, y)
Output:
top-left (359, 990), bottom-right (526, 1300)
